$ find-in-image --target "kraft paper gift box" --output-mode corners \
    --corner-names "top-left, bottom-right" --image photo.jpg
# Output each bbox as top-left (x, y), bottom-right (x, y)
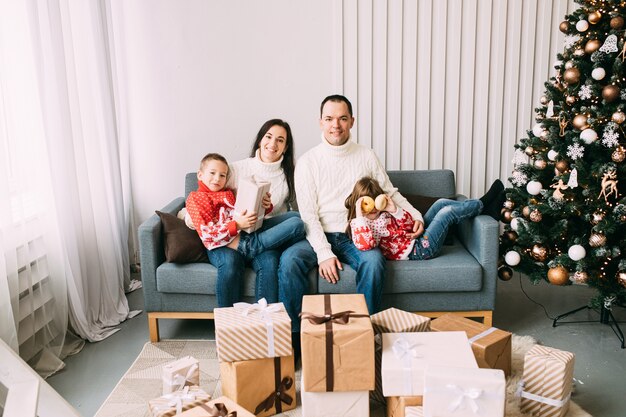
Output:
top-left (431, 313), bottom-right (512, 376)
top-left (214, 298), bottom-right (291, 362)
top-left (300, 373), bottom-right (369, 417)
top-left (178, 396), bottom-right (255, 417)
top-left (162, 356), bottom-right (200, 395)
top-left (518, 345), bottom-right (575, 417)
top-left (219, 355), bottom-right (296, 417)
top-left (381, 331), bottom-right (477, 397)
top-left (371, 308), bottom-right (430, 404)
top-left (423, 365), bottom-right (506, 417)
top-left (149, 386), bottom-right (211, 417)
top-left (300, 293), bottom-right (375, 392)
top-left (234, 176), bottom-right (271, 233)
top-left (386, 395), bottom-right (423, 417)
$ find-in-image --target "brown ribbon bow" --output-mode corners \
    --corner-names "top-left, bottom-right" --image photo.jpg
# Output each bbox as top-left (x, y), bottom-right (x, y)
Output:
top-left (254, 356), bottom-right (294, 414)
top-left (299, 310), bottom-right (369, 324)
top-left (199, 402), bottom-right (237, 417)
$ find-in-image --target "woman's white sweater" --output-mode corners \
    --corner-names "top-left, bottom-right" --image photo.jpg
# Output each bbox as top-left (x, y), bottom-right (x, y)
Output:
top-left (295, 134), bottom-right (422, 263)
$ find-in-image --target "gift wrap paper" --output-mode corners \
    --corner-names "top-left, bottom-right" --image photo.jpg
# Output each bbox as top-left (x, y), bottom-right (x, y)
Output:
top-left (149, 386), bottom-right (210, 417)
top-left (234, 176), bottom-right (271, 233)
top-left (370, 308), bottom-right (430, 404)
top-left (162, 356), bottom-right (200, 395)
top-left (214, 300), bottom-right (291, 362)
top-left (519, 345), bottom-right (575, 417)
top-left (381, 331), bottom-right (477, 397)
top-left (405, 407), bottom-right (424, 417)
top-left (386, 395), bottom-right (423, 417)
top-left (423, 365), bottom-right (505, 417)
top-left (300, 294), bottom-right (374, 392)
top-left (300, 374), bottom-right (369, 417)
top-left (219, 355), bottom-right (296, 417)
top-left (178, 396), bottom-right (255, 417)
top-left (431, 313), bottom-right (512, 376)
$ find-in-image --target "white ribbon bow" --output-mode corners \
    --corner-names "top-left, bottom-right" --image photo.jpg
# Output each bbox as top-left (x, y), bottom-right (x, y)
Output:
top-left (233, 298), bottom-right (284, 357)
top-left (155, 386), bottom-right (197, 415)
top-left (169, 363), bottom-right (198, 393)
top-left (446, 384), bottom-right (482, 414)
top-left (392, 336), bottom-right (422, 395)
top-left (516, 380), bottom-right (570, 408)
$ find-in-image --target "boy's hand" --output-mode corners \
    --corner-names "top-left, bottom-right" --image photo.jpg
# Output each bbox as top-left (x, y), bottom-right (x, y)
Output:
top-left (261, 192), bottom-right (272, 210)
top-left (235, 209), bottom-right (258, 229)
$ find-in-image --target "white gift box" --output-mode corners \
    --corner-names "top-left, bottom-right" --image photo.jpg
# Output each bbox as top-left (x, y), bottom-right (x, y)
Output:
top-left (381, 332), bottom-right (478, 397)
top-left (234, 176), bottom-right (271, 233)
top-left (423, 366), bottom-right (505, 417)
top-left (214, 298), bottom-right (292, 362)
top-left (162, 356), bottom-right (200, 395)
top-left (406, 406), bottom-right (424, 417)
top-left (300, 374), bottom-right (369, 417)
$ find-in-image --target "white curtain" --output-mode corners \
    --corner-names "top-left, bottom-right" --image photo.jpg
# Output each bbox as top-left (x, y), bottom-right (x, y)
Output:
top-left (0, 0), bottom-right (138, 376)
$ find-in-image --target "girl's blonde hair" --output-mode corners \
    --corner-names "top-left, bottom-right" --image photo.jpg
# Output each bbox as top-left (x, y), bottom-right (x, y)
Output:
top-left (344, 177), bottom-right (385, 237)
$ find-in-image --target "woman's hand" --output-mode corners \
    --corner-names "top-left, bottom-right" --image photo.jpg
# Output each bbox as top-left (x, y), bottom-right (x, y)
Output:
top-left (235, 209), bottom-right (258, 229)
top-left (261, 192), bottom-right (272, 210)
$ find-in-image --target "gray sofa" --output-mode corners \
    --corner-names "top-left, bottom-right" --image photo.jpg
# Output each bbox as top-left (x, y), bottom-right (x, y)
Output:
top-left (139, 169), bottom-right (499, 341)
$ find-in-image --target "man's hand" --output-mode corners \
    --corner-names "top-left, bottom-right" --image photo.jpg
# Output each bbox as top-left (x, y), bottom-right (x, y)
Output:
top-left (406, 220), bottom-right (424, 240)
top-left (261, 192), bottom-right (272, 210)
top-left (235, 209), bottom-right (258, 230)
top-left (319, 257), bottom-right (343, 284)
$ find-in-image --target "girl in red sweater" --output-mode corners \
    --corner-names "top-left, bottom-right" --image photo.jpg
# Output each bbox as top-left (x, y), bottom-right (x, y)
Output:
top-left (345, 177), bottom-right (502, 260)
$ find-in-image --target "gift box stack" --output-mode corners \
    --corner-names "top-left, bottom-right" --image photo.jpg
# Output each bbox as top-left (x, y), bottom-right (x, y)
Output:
top-left (299, 294), bottom-right (375, 417)
top-left (214, 298), bottom-right (296, 417)
top-left (150, 356), bottom-right (211, 417)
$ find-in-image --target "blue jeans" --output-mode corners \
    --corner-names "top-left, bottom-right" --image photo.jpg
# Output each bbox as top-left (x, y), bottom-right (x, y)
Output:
top-left (278, 233), bottom-right (386, 332)
top-left (206, 246), bottom-right (245, 307)
top-left (251, 212), bottom-right (301, 303)
top-left (409, 198), bottom-right (482, 260)
top-left (238, 216), bottom-right (305, 260)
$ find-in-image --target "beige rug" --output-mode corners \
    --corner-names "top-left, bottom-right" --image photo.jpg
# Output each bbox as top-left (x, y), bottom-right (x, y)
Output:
top-left (95, 336), bottom-right (592, 417)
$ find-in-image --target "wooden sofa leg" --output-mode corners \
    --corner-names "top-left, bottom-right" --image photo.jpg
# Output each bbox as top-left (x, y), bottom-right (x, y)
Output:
top-left (482, 310), bottom-right (493, 327)
top-left (148, 314), bottom-right (160, 342)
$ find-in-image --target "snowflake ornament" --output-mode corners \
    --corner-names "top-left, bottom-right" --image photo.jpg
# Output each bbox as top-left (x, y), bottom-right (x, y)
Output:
top-left (564, 34), bottom-right (581, 49)
top-left (599, 35), bottom-right (618, 53)
top-left (511, 170), bottom-right (528, 187)
top-left (578, 85), bottom-right (592, 100)
top-left (567, 143), bottom-right (585, 160)
top-left (602, 129), bottom-right (620, 147)
top-left (512, 149), bottom-right (528, 167)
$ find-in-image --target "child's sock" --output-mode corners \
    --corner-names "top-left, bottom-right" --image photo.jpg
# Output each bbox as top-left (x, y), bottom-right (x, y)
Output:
top-left (480, 179), bottom-right (505, 220)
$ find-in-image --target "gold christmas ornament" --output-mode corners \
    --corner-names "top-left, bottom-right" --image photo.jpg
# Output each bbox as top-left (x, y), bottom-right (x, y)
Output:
top-left (540, 95), bottom-right (549, 105)
top-left (530, 209), bottom-right (542, 222)
top-left (522, 206), bottom-right (531, 218)
top-left (572, 271), bottom-right (589, 284)
top-left (559, 21), bottom-right (570, 32)
top-left (548, 266), bottom-right (570, 285)
top-left (612, 147), bottom-right (626, 163)
top-left (563, 67), bottom-right (581, 84)
top-left (585, 39), bottom-right (602, 53)
top-left (572, 114), bottom-right (589, 130)
top-left (529, 198), bottom-right (539, 205)
top-left (498, 266), bottom-right (513, 281)
top-left (525, 146), bottom-right (535, 156)
top-left (540, 130), bottom-right (549, 141)
top-left (610, 16), bottom-right (625, 29)
top-left (555, 160), bottom-right (569, 173)
top-left (534, 159), bottom-right (547, 170)
top-left (612, 111), bottom-right (626, 124)
top-left (591, 211), bottom-right (605, 225)
top-left (602, 85), bottom-right (620, 103)
top-left (588, 11), bottom-right (602, 24)
top-left (617, 271), bottom-right (626, 288)
top-left (598, 170), bottom-right (619, 202)
top-left (565, 95), bottom-right (577, 105)
top-left (503, 230), bottom-right (518, 242)
top-left (504, 200), bottom-right (515, 210)
top-left (501, 208), bottom-right (513, 223)
top-left (589, 232), bottom-right (607, 247)
top-left (531, 244), bottom-right (549, 262)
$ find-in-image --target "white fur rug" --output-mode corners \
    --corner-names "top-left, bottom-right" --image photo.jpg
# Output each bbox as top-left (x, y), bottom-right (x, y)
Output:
top-left (95, 336), bottom-right (592, 417)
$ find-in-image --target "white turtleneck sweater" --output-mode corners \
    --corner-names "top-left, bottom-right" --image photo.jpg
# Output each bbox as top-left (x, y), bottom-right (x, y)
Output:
top-left (295, 134), bottom-right (423, 263)
top-left (227, 149), bottom-right (291, 218)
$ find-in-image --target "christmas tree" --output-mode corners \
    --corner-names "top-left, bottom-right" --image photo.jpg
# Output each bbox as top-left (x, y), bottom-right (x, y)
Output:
top-left (499, 0), bottom-right (626, 309)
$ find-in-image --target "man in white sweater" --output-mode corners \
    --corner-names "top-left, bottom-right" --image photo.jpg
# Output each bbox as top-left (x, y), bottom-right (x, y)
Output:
top-left (279, 95), bottom-right (424, 343)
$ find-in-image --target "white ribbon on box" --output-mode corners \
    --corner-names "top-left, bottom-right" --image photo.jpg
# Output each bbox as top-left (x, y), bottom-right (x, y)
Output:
top-left (516, 380), bottom-right (571, 408)
top-left (392, 336), bottom-right (423, 395)
top-left (233, 298), bottom-right (284, 357)
top-left (467, 327), bottom-right (498, 344)
top-left (151, 386), bottom-right (198, 416)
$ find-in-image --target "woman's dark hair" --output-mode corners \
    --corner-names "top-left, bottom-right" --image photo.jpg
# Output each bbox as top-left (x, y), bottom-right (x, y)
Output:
top-left (250, 119), bottom-right (296, 206)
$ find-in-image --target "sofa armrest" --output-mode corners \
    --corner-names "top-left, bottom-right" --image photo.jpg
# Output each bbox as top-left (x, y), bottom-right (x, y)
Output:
top-left (456, 214), bottom-right (500, 308)
top-left (138, 197), bottom-right (185, 311)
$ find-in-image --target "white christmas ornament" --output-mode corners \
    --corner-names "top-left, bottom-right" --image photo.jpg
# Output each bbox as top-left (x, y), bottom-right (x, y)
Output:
top-left (564, 61), bottom-right (574, 69)
top-left (599, 34), bottom-right (618, 53)
top-left (532, 123), bottom-right (544, 137)
top-left (548, 150), bottom-right (559, 161)
top-left (567, 168), bottom-right (579, 188)
top-left (510, 217), bottom-right (521, 231)
top-left (505, 251), bottom-right (521, 266)
top-left (592, 67), bottom-right (606, 80)
top-left (580, 128), bottom-right (598, 144)
top-left (568, 244), bottom-right (586, 261)
top-left (576, 20), bottom-right (589, 32)
top-left (546, 101), bottom-right (555, 118)
top-left (526, 180), bottom-right (543, 195)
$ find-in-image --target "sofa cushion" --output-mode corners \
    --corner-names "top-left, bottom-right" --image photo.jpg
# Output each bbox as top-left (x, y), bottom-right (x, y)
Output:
top-left (156, 211), bottom-right (209, 263)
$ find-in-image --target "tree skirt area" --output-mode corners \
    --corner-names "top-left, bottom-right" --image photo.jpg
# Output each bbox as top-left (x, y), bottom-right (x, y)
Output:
top-left (95, 335), bottom-right (591, 417)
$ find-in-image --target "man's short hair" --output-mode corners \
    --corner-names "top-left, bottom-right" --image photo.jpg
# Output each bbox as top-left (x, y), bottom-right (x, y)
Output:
top-left (320, 94), bottom-right (353, 117)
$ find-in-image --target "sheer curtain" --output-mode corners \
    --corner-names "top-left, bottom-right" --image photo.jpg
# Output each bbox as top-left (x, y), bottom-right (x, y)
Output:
top-left (0, 0), bottom-right (138, 376)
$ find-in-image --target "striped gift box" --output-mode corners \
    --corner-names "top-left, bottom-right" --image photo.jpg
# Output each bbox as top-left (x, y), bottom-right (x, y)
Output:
top-left (371, 308), bottom-right (430, 404)
top-left (214, 299), bottom-right (292, 362)
top-left (148, 386), bottom-right (210, 417)
top-left (519, 345), bottom-right (575, 417)
top-left (405, 406), bottom-right (424, 417)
